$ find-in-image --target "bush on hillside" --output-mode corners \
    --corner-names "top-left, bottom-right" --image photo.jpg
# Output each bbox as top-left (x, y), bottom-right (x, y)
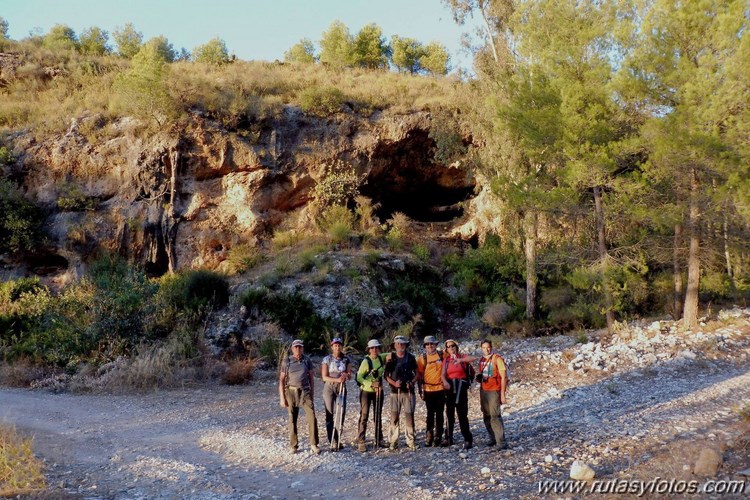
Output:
top-left (0, 180), bottom-right (45, 255)
top-left (299, 86), bottom-right (345, 116)
top-left (240, 289), bottom-right (329, 350)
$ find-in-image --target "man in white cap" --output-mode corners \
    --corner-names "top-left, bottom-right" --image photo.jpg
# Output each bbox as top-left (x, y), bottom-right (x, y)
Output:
top-left (279, 339), bottom-right (320, 454)
top-left (355, 339), bottom-right (388, 452)
top-left (384, 335), bottom-right (418, 451)
top-left (417, 335), bottom-right (445, 447)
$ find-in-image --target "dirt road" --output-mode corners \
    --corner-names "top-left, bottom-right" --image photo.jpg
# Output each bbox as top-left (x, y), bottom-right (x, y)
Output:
top-left (2, 317), bottom-right (750, 499)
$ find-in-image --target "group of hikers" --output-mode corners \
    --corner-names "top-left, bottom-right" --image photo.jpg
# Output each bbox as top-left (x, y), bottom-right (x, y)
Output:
top-left (278, 335), bottom-right (509, 455)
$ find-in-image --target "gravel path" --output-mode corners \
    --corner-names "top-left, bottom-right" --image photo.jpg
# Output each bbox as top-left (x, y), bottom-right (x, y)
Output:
top-left (2, 311), bottom-right (750, 499)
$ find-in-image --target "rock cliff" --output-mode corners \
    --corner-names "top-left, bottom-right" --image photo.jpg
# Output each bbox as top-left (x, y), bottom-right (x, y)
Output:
top-left (7, 106), bottom-right (484, 283)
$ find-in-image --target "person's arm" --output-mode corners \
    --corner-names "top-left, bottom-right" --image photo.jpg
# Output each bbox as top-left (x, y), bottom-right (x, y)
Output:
top-left (356, 358), bottom-right (368, 387)
top-left (410, 356), bottom-right (418, 385)
top-left (321, 359), bottom-right (331, 383)
top-left (441, 356), bottom-right (450, 389)
top-left (308, 360), bottom-right (315, 400)
top-left (416, 358), bottom-right (425, 398)
top-left (498, 358), bottom-right (507, 404)
top-left (279, 363), bottom-right (288, 408)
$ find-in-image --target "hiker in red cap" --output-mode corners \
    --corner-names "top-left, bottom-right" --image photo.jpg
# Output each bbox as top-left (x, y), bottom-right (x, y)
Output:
top-left (321, 337), bottom-right (351, 451)
top-left (417, 335), bottom-right (446, 447)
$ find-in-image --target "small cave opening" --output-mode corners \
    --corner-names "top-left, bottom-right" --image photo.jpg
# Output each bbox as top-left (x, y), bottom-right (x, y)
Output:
top-left (143, 223), bottom-right (170, 278)
top-left (360, 129), bottom-right (475, 223)
top-left (27, 252), bottom-right (69, 275)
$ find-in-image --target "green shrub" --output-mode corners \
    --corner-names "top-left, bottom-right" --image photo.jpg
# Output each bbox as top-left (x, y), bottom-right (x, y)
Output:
top-left (700, 269), bottom-right (733, 302)
top-left (56, 183), bottom-right (99, 211)
top-left (0, 279), bottom-right (50, 352)
top-left (299, 86), bottom-right (345, 116)
top-left (312, 162), bottom-right (361, 209)
top-left (0, 180), bottom-right (45, 255)
top-left (240, 289), bottom-right (329, 350)
top-left (226, 244), bottom-right (262, 274)
top-left (317, 205), bottom-right (354, 244)
top-left (155, 269), bottom-right (229, 317)
top-left (412, 243), bottom-right (430, 263)
top-left (444, 240), bottom-right (523, 312)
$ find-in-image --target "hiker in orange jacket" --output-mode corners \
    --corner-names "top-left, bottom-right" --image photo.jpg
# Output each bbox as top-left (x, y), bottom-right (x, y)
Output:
top-left (478, 338), bottom-right (509, 450)
top-left (416, 335), bottom-right (446, 447)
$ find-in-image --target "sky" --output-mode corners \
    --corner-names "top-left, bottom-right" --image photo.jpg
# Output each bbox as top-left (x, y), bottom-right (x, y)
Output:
top-left (2, 0), bottom-right (480, 73)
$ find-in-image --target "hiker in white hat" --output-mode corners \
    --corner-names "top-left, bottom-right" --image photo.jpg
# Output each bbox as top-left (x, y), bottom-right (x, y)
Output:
top-left (355, 339), bottom-right (388, 452)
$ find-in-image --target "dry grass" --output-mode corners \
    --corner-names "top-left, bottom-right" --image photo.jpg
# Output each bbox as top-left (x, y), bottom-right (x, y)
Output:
top-left (0, 423), bottom-right (47, 496)
top-left (221, 356), bottom-right (262, 385)
top-left (1, 38), bottom-right (462, 141)
top-left (0, 360), bottom-right (57, 388)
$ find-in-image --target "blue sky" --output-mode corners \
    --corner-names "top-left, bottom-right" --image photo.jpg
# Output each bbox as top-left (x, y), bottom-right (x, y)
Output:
top-left (2, 0), bottom-right (479, 72)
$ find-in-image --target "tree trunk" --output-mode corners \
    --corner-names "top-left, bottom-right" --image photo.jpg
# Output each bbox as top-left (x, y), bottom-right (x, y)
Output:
top-left (672, 223), bottom-right (683, 320)
top-left (479, 0), bottom-right (500, 63)
top-left (723, 210), bottom-right (734, 287)
top-left (523, 209), bottom-right (538, 320)
top-left (593, 186), bottom-right (615, 333)
top-left (683, 167), bottom-right (701, 328)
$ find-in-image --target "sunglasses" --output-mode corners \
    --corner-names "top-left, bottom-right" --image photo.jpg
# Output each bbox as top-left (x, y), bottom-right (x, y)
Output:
top-left (446, 345), bottom-right (457, 349)
top-left (424, 343), bottom-right (436, 346)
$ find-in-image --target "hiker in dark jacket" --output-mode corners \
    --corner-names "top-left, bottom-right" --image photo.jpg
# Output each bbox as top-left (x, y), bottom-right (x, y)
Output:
top-left (441, 339), bottom-right (478, 450)
top-left (384, 335), bottom-right (419, 451)
top-left (279, 339), bottom-right (320, 455)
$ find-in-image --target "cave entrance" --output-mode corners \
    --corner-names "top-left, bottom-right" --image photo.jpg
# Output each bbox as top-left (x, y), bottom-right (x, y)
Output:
top-left (360, 129), bottom-right (475, 223)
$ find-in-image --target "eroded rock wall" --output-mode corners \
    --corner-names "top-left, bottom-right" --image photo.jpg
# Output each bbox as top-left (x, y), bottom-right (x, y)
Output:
top-left (9, 107), bottom-right (482, 281)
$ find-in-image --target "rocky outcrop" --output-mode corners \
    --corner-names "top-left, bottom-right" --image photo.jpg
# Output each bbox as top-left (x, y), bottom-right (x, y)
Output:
top-left (9, 106), bottom-right (480, 281)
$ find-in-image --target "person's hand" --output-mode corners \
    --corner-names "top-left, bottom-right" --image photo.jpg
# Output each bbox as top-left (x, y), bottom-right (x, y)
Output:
top-left (475, 373), bottom-right (483, 383)
top-left (443, 381), bottom-right (450, 390)
top-left (280, 395), bottom-right (288, 408)
top-left (339, 373), bottom-right (347, 382)
top-left (393, 380), bottom-right (402, 388)
top-left (371, 380), bottom-right (380, 389)
top-left (500, 393), bottom-right (507, 405)
top-left (419, 391), bottom-right (425, 401)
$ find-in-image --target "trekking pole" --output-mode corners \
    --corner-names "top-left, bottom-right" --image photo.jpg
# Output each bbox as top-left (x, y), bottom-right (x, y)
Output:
top-left (374, 386), bottom-right (381, 450)
top-left (336, 381), bottom-right (345, 450)
top-left (332, 382), bottom-right (342, 449)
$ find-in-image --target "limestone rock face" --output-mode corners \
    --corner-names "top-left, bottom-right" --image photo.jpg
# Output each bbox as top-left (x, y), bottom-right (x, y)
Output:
top-left (9, 108), bottom-right (486, 281)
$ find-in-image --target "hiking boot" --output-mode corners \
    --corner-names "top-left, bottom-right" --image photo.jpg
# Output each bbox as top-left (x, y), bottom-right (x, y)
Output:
top-left (486, 441), bottom-right (497, 447)
top-left (497, 441), bottom-right (509, 450)
top-left (425, 431), bottom-right (433, 447)
top-left (357, 441), bottom-right (367, 452)
top-left (433, 435), bottom-right (443, 447)
top-left (311, 445), bottom-right (321, 455)
top-left (462, 441), bottom-right (473, 450)
top-left (440, 438), bottom-right (453, 447)
top-left (289, 446), bottom-right (298, 454)
top-left (377, 439), bottom-right (388, 448)
top-left (408, 442), bottom-right (418, 451)
top-left (389, 442), bottom-right (398, 451)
